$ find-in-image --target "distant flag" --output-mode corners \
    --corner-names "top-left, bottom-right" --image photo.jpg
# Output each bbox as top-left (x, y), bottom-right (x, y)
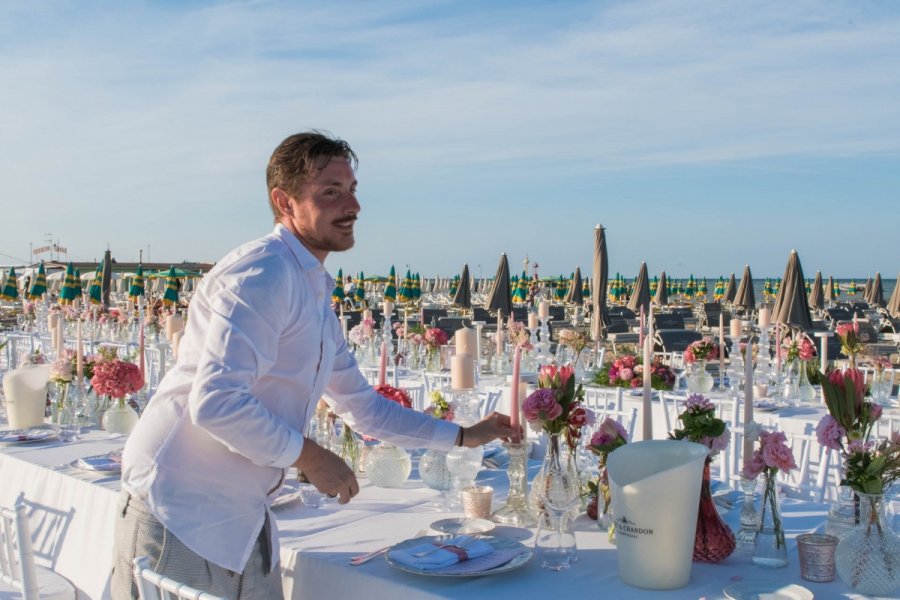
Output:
top-left (28, 262), bottom-right (48, 299)
top-left (162, 266), bottom-right (179, 306)
top-left (129, 264), bottom-right (145, 301)
top-left (0, 267), bottom-right (18, 301)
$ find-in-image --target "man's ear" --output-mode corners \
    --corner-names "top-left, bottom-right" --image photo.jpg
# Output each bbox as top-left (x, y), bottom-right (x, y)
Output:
top-left (271, 188), bottom-right (293, 217)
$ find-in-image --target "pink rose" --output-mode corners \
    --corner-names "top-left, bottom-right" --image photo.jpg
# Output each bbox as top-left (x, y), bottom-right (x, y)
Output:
top-left (798, 338), bottom-right (815, 361)
top-left (619, 367), bottom-right (633, 381)
top-left (762, 438), bottom-right (796, 472)
top-left (523, 388), bottom-right (563, 424)
top-left (815, 415), bottom-right (845, 451)
top-left (742, 450), bottom-right (766, 479)
top-left (683, 348), bottom-right (695, 364)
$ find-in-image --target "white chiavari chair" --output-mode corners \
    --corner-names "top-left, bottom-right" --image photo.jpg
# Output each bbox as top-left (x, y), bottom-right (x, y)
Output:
top-left (132, 557), bottom-right (225, 600)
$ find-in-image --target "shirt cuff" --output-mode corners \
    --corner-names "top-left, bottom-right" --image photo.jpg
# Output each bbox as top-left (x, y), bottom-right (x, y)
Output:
top-left (272, 429), bottom-right (304, 469)
top-left (431, 420), bottom-right (463, 452)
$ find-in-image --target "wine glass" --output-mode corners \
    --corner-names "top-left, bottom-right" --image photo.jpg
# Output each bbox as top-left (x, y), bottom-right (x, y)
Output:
top-left (670, 352), bottom-right (686, 391)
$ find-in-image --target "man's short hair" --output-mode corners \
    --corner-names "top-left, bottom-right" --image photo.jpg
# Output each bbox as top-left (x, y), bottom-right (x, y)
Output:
top-left (266, 131), bottom-right (358, 221)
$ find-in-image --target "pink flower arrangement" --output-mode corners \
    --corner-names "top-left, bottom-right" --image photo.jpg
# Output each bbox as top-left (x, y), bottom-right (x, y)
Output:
top-left (598, 354), bottom-right (676, 390)
top-left (589, 418), bottom-right (629, 455)
top-left (423, 327), bottom-right (448, 351)
top-left (780, 334), bottom-right (816, 362)
top-left (523, 362), bottom-right (586, 448)
top-left (815, 415), bottom-right (846, 451)
top-left (90, 359), bottom-right (144, 399)
top-left (669, 393), bottom-right (730, 457)
top-left (835, 322), bottom-right (862, 358)
top-left (742, 430), bottom-right (797, 479)
top-left (373, 383), bottom-right (412, 409)
top-left (348, 318), bottom-right (377, 347)
top-left (558, 329), bottom-right (589, 354)
top-left (523, 388), bottom-right (563, 423)
top-left (423, 390), bottom-right (454, 422)
top-left (49, 357), bottom-right (74, 384)
top-left (683, 337), bottom-right (718, 364)
top-left (507, 320), bottom-right (532, 350)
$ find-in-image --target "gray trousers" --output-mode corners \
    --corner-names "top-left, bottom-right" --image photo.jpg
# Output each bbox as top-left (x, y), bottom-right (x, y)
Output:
top-left (110, 491), bottom-right (284, 600)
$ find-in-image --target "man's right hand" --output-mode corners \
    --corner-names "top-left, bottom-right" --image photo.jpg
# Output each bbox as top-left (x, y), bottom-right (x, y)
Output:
top-left (292, 438), bottom-right (359, 504)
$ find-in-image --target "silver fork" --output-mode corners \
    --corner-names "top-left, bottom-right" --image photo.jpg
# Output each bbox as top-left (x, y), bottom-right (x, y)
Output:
top-left (411, 535), bottom-right (475, 558)
top-left (349, 529), bottom-right (427, 565)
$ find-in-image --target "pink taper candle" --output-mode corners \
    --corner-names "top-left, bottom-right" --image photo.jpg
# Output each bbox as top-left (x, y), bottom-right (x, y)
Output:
top-left (642, 304), bottom-right (654, 440)
top-left (138, 305), bottom-right (145, 383)
top-left (76, 320), bottom-right (83, 383)
top-left (718, 313), bottom-right (725, 387)
top-left (495, 313), bottom-right (503, 356)
top-left (378, 341), bottom-right (387, 386)
top-left (742, 334), bottom-right (754, 471)
top-left (639, 305), bottom-right (645, 348)
top-left (775, 322), bottom-right (782, 371)
top-left (510, 346), bottom-right (522, 443)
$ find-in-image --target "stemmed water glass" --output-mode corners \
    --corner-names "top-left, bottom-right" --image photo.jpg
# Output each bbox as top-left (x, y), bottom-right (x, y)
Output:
top-left (670, 352), bottom-right (686, 391)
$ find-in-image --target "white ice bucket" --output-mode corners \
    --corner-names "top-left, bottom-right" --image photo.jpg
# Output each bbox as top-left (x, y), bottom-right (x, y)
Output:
top-left (607, 440), bottom-right (708, 590)
top-left (3, 364), bottom-right (52, 429)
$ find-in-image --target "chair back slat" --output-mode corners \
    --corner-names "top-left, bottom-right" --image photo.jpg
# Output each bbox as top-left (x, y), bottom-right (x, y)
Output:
top-left (0, 502), bottom-right (40, 600)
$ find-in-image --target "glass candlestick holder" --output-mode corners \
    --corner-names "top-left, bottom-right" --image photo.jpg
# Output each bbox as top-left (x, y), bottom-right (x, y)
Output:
top-left (491, 441), bottom-right (538, 527)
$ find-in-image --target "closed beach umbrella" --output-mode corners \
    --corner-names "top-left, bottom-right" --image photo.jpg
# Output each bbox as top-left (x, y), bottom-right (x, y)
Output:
top-left (383, 266), bottom-right (396, 302)
top-left (88, 262), bottom-right (103, 305)
top-left (832, 277), bottom-right (840, 298)
top-left (514, 272), bottom-right (529, 304)
top-left (555, 276), bottom-right (567, 300)
top-left (591, 224), bottom-right (609, 341)
top-left (565, 267), bottom-right (584, 306)
top-left (627, 262), bottom-right (651, 314)
top-left (863, 277), bottom-right (872, 300)
top-left (162, 266), bottom-right (179, 306)
top-left (866, 272), bottom-right (885, 307)
top-left (332, 268), bottom-right (345, 304)
top-left (650, 275), bottom-right (658, 296)
top-left (684, 274), bottom-right (696, 299)
top-left (129, 264), bottom-right (146, 301)
top-left (398, 270), bottom-right (413, 303)
top-left (449, 275), bottom-right (459, 297)
top-left (771, 250), bottom-right (812, 331)
top-left (0, 267), bottom-right (18, 301)
top-left (101, 249), bottom-right (113, 307)
top-left (824, 275), bottom-right (835, 304)
top-left (451, 264), bottom-right (472, 309)
top-left (59, 262), bottom-right (77, 304)
top-left (713, 276), bottom-right (724, 301)
top-left (354, 272), bottom-right (366, 305)
top-left (413, 273), bottom-right (422, 300)
top-left (886, 273), bottom-right (900, 318)
top-left (733, 265), bottom-right (756, 313)
top-left (74, 268), bottom-right (83, 299)
top-left (723, 273), bottom-right (737, 303)
top-left (808, 271), bottom-right (824, 311)
top-left (485, 253), bottom-right (513, 318)
top-left (582, 277), bottom-right (590, 299)
top-left (655, 271), bottom-right (669, 306)
top-left (848, 280), bottom-right (858, 296)
top-left (697, 277), bottom-right (708, 299)
top-left (28, 262), bottom-right (48, 299)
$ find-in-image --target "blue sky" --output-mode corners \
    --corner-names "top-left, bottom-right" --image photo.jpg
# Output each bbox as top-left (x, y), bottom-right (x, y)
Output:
top-left (2, 0), bottom-right (899, 281)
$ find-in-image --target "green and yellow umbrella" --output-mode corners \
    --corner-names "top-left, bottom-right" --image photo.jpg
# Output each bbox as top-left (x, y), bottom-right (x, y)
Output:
top-left (384, 266), bottom-right (397, 302)
top-left (582, 277), bottom-right (590, 299)
top-left (650, 275), bottom-right (658, 295)
top-left (449, 274), bottom-right (459, 297)
top-left (762, 278), bottom-right (773, 299)
top-left (697, 277), bottom-right (708, 298)
top-left (0, 267), bottom-right (18, 301)
top-left (162, 266), bottom-right (179, 306)
top-left (413, 273), bottom-right (422, 300)
top-left (73, 268), bottom-right (84, 299)
top-left (513, 271), bottom-right (529, 304)
top-left (555, 275), bottom-right (567, 300)
top-left (354, 271), bottom-right (366, 305)
top-left (88, 262), bottom-right (103, 305)
top-left (832, 278), bottom-right (840, 298)
top-left (129, 263), bottom-right (145, 301)
top-left (713, 276), bottom-right (725, 301)
top-left (398, 270), bottom-right (413, 303)
top-left (332, 268), bottom-right (346, 304)
top-left (59, 262), bottom-right (78, 304)
top-left (684, 274), bottom-right (696, 298)
top-left (28, 262), bottom-right (48, 299)
top-left (805, 279), bottom-right (811, 294)
top-left (848, 280), bottom-right (858, 295)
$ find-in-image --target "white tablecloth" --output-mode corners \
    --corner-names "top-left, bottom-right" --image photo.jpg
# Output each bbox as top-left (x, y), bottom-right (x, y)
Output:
top-left (1, 425), bottom-right (885, 600)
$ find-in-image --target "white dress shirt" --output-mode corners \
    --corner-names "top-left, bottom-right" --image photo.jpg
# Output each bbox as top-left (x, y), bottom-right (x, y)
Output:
top-left (122, 225), bottom-right (459, 573)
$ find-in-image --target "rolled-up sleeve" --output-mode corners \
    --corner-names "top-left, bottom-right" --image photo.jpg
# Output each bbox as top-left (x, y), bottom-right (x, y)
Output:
top-left (187, 252), bottom-right (304, 468)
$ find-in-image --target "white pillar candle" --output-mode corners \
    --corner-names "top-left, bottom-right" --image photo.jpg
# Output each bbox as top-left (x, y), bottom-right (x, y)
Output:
top-left (730, 318), bottom-right (742, 339)
top-left (363, 309), bottom-right (373, 321)
top-left (495, 313), bottom-right (503, 356)
top-left (642, 304), bottom-right (654, 441)
top-left (455, 327), bottom-right (476, 357)
top-left (527, 312), bottom-right (538, 331)
top-left (55, 322), bottom-right (65, 357)
top-left (718, 313), bottom-right (725, 386)
top-left (378, 341), bottom-right (388, 386)
top-left (758, 306), bottom-right (770, 328)
top-left (138, 304), bottom-right (145, 383)
top-left (76, 320), bottom-right (83, 383)
top-left (538, 300), bottom-right (550, 320)
top-left (743, 335), bottom-right (754, 471)
top-left (510, 346), bottom-right (522, 443)
top-left (383, 300), bottom-right (394, 315)
top-left (450, 353), bottom-right (475, 390)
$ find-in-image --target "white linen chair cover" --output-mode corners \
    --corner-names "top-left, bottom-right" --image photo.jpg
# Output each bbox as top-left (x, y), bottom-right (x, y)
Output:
top-left (0, 500), bottom-right (75, 600)
top-left (132, 557), bottom-right (226, 600)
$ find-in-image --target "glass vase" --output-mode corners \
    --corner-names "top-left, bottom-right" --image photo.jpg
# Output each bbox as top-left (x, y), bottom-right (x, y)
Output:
top-left (363, 442), bottom-right (411, 488)
top-left (444, 445), bottom-right (483, 510)
top-left (338, 422), bottom-right (361, 473)
top-left (694, 458), bottom-right (736, 562)
top-left (835, 492), bottom-right (900, 595)
top-left (425, 348), bottom-right (441, 372)
top-left (419, 448), bottom-right (452, 491)
top-left (534, 432), bottom-right (579, 570)
top-left (796, 361), bottom-right (816, 403)
top-left (826, 485), bottom-right (860, 540)
top-left (596, 455), bottom-right (615, 544)
top-left (687, 360), bottom-right (714, 393)
top-left (101, 396), bottom-right (140, 435)
top-left (752, 470), bottom-right (788, 568)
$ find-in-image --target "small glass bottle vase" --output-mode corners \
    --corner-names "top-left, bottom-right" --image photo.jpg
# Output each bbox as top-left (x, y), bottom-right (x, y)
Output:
top-left (835, 492), bottom-right (900, 595)
top-left (752, 470), bottom-right (788, 568)
top-left (694, 458), bottom-right (736, 562)
top-left (101, 396), bottom-right (140, 435)
top-left (687, 360), bottom-right (714, 393)
top-left (534, 433), bottom-right (579, 571)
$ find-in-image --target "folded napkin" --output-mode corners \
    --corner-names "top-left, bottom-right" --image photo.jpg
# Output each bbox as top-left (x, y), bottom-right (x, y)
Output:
top-left (76, 451), bottom-right (122, 472)
top-left (388, 536), bottom-right (494, 571)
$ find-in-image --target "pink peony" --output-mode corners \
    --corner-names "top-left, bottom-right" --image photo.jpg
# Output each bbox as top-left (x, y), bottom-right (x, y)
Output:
top-left (743, 450), bottom-right (767, 479)
top-left (762, 436), bottom-right (796, 472)
top-left (815, 415), bottom-right (846, 450)
top-left (90, 359), bottom-right (144, 398)
top-left (683, 348), bottom-right (695, 364)
top-left (798, 337), bottom-right (816, 361)
top-left (523, 388), bottom-right (563, 424)
top-left (619, 367), bottom-right (634, 381)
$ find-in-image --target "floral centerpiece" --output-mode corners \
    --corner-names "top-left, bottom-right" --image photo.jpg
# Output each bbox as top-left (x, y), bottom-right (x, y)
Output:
top-left (684, 337), bottom-right (718, 364)
top-left (422, 327), bottom-right (448, 371)
top-left (587, 418), bottom-right (629, 539)
top-left (669, 394), bottom-right (734, 562)
top-left (90, 356), bottom-right (144, 434)
top-left (743, 429), bottom-right (797, 568)
top-left (523, 364), bottom-right (589, 450)
top-left (348, 317), bottom-right (377, 349)
top-left (507, 320), bottom-right (533, 351)
top-left (419, 390), bottom-right (455, 490)
top-left (364, 384), bottom-right (415, 487)
top-left (592, 354), bottom-right (676, 390)
top-left (835, 322), bottom-right (863, 366)
top-left (780, 333), bottom-right (820, 393)
top-left (423, 389), bottom-right (454, 421)
top-left (558, 328), bottom-right (588, 355)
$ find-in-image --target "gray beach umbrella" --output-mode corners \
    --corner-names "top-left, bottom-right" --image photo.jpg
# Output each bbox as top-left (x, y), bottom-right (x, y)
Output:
top-left (733, 265), bottom-right (755, 313)
top-left (863, 277), bottom-right (872, 300)
top-left (654, 271), bottom-right (669, 306)
top-left (627, 262), bottom-right (651, 314)
top-left (451, 264), bottom-right (472, 309)
top-left (485, 254), bottom-right (512, 318)
top-left (808, 271), bottom-right (824, 311)
top-left (866, 272), bottom-right (885, 307)
top-left (887, 273), bottom-right (900, 318)
top-left (824, 275), bottom-right (835, 304)
top-left (723, 272), bottom-right (737, 303)
top-left (591, 224), bottom-right (609, 341)
top-left (772, 250), bottom-right (812, 331)
top-left (101, 249), bottom-right (113, 308)
top-left (565, 266), bottom-right (584, 306)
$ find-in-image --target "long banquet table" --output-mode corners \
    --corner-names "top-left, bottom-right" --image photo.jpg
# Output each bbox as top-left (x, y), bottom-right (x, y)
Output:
top-left (0, 423), bottom-right (888, 600)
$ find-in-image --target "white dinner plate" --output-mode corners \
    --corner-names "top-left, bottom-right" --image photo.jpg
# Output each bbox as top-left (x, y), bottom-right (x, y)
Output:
top-left (0, 424), bottom-right (60, 445)
top-left (386, 535), bottom-right (531, 577)
top-left (430, 517), bottom-right (495, 535)
top-left (723, 580), bottom-right (813, 600)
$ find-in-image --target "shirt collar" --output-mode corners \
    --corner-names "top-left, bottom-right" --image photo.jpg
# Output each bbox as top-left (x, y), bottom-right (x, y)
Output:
top-left (274, 224), bottom-right (322, 273)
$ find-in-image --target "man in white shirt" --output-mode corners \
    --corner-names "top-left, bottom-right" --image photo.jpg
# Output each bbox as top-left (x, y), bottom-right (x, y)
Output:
top-left (111, 132), bottom-right (514, 599)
